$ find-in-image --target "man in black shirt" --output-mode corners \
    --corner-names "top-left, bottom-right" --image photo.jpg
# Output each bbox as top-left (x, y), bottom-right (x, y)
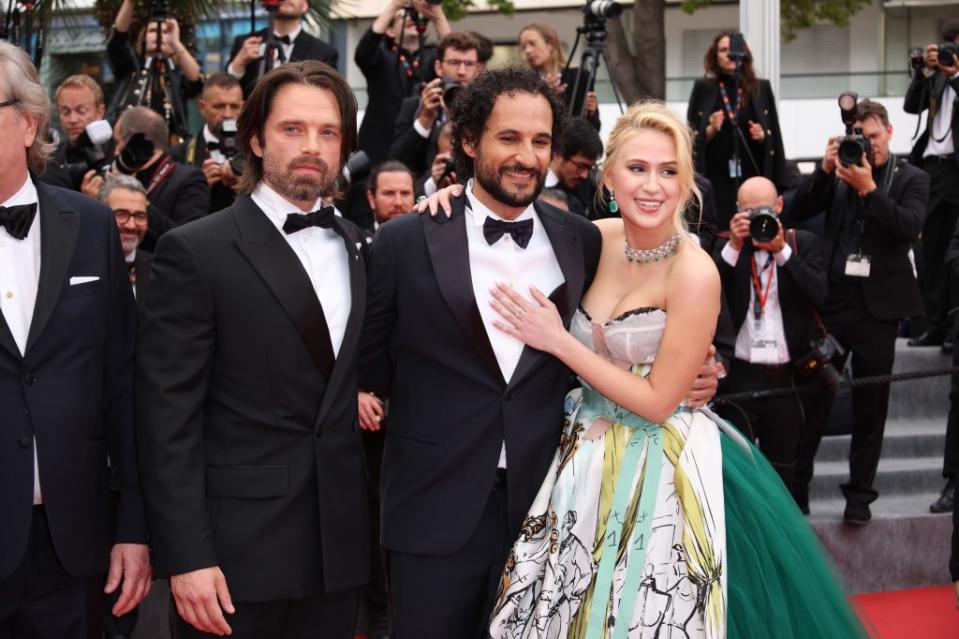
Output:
top-left (356, 0), bottom-right (449, 164)
top-left (785, 100), bottom-right (929, 524)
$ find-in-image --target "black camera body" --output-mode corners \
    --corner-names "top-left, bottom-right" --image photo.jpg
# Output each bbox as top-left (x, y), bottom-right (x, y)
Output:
top-left (939, 42), bottom-right (959, 68)
top-left (151, 0), bottom-right (171, 21)
top-left (727, 32), bottom-right (747, 63)
top-left (584, 0), bottom-right (622, 19)
top-left (837, 130), bottom-right (872, 168)
top-left (747, 206), bottom-right (779, 243)
top-left (794, 334), bottom-right (845, 393)
top-left (217, 118), bottom-right (239, 159)
top-left (441, 79), bottom-right (461, 109)
top-left (62, 121), bottom-right (114, 186)
top-left (115, 132), bottom-right (156, 175)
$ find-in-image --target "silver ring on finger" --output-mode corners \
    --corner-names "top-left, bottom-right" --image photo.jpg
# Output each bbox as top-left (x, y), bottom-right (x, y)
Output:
top-left (515, 308), bottom-right (525, 319)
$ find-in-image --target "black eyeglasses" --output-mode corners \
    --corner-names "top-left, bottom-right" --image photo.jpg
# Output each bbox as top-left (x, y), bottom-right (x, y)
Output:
top-left (0, 99), bottom-right (19, 109)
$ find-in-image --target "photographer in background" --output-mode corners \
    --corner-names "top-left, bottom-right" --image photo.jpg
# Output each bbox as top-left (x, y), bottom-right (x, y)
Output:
top-left (544, 116), bottom-right (603, 219)
top-left (106, 0), bottom-right (203, 140)
top-left (89, 106), bottom-right (209, 251)
top-left (390, 31), bottom-right (481, 176)
top-left (367, 160), bottom-right (416, 228)
top-left (904, 19), bottom-right (959, 350)
top-left (41, 74), bottom-right (114, 192)
top-left (687, 31), bottom-right (786, 228)
top-left (356, 0), bottom-right (450, 165)
top-left (714, 177), bottom-right (827, 499)
top-left (784, 99), bottom-right (929, 524)
top-left (168, 72), bottom-right (244, 213)
top-left (227, 0), bottom-right (338, 97)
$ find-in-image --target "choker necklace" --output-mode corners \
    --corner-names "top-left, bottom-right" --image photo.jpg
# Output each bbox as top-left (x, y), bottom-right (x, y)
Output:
top-left (624, 233), bottom-right (682, 264)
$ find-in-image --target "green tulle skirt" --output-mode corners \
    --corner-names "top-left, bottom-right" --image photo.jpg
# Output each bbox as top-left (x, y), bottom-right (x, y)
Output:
top-left (722, 430), bottom-right (868, 638)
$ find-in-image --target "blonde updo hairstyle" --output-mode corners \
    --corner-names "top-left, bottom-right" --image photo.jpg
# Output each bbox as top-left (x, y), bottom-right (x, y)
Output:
top-left (600, 101), bottom-right (701, 235)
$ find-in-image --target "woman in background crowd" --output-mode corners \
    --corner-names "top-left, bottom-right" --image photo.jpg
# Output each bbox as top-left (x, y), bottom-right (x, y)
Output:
top-left (686, 31), bottom-right (786, 228)
top-left (519, 23), bottom-right (600, 129)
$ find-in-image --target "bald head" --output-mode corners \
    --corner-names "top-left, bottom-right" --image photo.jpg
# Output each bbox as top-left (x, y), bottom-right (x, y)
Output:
top-left (736, 177), bottom-right (780, 212)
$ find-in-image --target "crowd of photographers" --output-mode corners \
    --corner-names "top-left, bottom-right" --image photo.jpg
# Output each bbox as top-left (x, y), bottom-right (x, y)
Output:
top-left (11, 0), bottom-right (959, 631)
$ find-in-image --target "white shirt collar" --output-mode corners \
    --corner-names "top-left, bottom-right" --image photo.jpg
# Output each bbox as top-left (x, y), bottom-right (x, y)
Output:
top-left (251, 181), bottom-right (338, 232)
top-left (544, 169), bottom-right (560, 189)
top-left (464, 178), bottom-right (536, 227)
top-left (2, 174), bottom-right (38, 208)
top-left (125, 248), bottom-right (137, 264)
top-left (202, 125), bottom-right (218, 144)
top-left (275, 26), bottom-right (302, 44)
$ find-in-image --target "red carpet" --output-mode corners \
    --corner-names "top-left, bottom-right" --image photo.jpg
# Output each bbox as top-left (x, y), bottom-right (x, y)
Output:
top-left (854, 585), bottom-right (959, 638)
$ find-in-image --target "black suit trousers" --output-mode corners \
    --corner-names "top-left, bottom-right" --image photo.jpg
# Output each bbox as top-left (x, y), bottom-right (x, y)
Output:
top-left (794, 286), bottom-right (899, 507)
top-left (0, 508), bottom-right (104, 639)
top-left (918, 158), bottom-right (959, 334)
top-left (387, 476), bottom-right (509, 639)
top-left (716, 359), bottom-right (806, 494)
top-left (173, 589), bottom-right (357, 639)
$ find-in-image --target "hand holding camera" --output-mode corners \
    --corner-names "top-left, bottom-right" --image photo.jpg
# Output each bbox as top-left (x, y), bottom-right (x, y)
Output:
top-left (836, 153), bottom-right (876, 198)
top-left (729, 208), bottom-right (784, 253)
top-left (232, 36), bottom-right (265, 74)
top-left (417, 78), bottom-right (444, 129)
top-left (431, 152), bottom-right (457, 189)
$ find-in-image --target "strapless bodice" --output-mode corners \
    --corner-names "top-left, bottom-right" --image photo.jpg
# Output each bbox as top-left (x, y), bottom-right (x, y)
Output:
top-left (569, 306), bottom-right (667, 368)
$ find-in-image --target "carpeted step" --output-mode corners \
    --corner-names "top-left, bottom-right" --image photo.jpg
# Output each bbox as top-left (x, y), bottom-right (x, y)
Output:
top-left (809, 455), bottom-right (943, 500)
top-left (814, 418), bottom-right (946, 463)
top-left (886, 341), bottom-right (952, 421)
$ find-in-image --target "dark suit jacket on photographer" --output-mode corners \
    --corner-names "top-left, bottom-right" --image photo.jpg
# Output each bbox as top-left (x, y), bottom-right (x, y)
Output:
top-left (904, 69), bottom-right (959, 168)
top-left (106, 28), bottom-right (202, 141)
top-left (716, 231), bottom-right (828, 359)
top-left (135, 154), bottom-right (210, 253)
top-left (228, 28), bottom-right (338, 98)
top-left (389, 95), bottom-right (442, 176)
top-left (783, 160), bottom-right (928, 321)
top-left (168, 132), bottom-right (239, 214)
top-left (355, 27), bottom-right (437, 164)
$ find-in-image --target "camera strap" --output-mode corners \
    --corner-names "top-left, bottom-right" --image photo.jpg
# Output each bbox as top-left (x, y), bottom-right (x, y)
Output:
top-left (146, 156), bottom-right (176, 196)
top-left (750, 252), bottom-right (775, 322)
top-left (718, 81), bottom-right (744, 125)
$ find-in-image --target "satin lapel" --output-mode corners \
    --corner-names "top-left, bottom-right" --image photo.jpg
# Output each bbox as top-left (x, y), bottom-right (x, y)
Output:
top-left (423, 195), bottom-right (503, 382)
top-left (509, 203), bottom-right (583, 387)
top-left (232, 196), bottom-right (335, 377)
top-left (314, 216), bottom-right (366, 428)
top-left (25, 183), bottom-right (80, 354)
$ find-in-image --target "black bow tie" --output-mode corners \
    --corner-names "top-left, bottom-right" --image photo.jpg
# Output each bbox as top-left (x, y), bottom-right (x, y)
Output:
top-left (274, 34), bottom-right (292, 45)
top-left (0, 202), bottom-right (37, 240)
top-left (283, 206), bottom-right (336, 234)
top-left (205, 140), bottom-right (220, 152)
top-left (483, 217), bottom-right (533, 249)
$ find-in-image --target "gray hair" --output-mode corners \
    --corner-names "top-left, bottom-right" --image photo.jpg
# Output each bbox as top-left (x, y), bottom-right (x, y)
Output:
top-left (98, 174), bottom-right (147, 204)
top-left (0, 41), bottom-right (57, 174)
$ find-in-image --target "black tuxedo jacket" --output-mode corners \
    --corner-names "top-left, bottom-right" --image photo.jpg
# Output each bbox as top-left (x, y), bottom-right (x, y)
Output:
top-left (0, 181), bottom-right (146, 580)
top-left (359, 195), bottom-right (602, 555)
top-left (141, 158), bottom-right (210, 253)
top-left (136, 195), bottom-right (369, 601)
top-left (904, 69), bottom-right (959, 167)
top-left (389, 96), bottom-right (441, 176)
top-left (168, 135), bottom-right (238, 214)
top-left (783, 161), bottom-right (928, 321)
top-left (715, 230), bottom-right (828, 360)
top-left (229, 29), bottom-right (339, 97)
top-left (132, 249), bottom-right (152, 313)
top-left (687, 78), bottom-right (787, 187)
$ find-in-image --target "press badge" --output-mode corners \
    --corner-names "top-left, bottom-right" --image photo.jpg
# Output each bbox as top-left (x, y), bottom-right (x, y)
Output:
top-left (844, 254), bottom-right (871, 278)
top-left (728, 158), bottom-right (742, 178)
top-left (750, 318), bottom-right (779, 363)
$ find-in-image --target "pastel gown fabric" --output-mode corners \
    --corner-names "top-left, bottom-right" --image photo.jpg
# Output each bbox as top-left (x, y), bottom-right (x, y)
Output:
top-left (488, 308), bottom-right (866, 639)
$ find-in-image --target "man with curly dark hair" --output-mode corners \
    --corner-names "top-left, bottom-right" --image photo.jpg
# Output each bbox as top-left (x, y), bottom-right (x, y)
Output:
top-left (357, 67), bottom-right (598, 636)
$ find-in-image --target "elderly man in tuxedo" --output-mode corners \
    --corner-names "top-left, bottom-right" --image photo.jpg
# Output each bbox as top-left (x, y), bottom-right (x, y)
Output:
top-left (0, 41), bottom-right (150, 638)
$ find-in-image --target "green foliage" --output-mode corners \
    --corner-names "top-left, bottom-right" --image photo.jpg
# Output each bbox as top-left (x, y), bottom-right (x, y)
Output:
top-left (679, 0), bottom-right (871, 40)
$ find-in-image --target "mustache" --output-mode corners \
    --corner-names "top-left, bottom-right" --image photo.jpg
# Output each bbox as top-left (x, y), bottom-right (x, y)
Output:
top-left (499, 163), bottom-right (542, 179)
top-left (288, 156), bottom-right (330, 172)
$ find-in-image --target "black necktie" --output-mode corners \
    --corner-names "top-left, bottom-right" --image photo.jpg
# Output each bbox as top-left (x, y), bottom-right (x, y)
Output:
top-left (275, 34), bottom-right (292, 45)
top-left (483, 217), bottom-right (534, 249)
top-left (0, 202), bottom-right (37, 240)
top-left (283, 206), bottom-right (336, 234)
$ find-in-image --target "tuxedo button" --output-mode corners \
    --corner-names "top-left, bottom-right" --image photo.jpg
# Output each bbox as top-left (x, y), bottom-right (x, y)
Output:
top-left (22, 372), bottom-right (36, 385)
top-left (504, 390), bottom-right (513, 401)
top-left (17, 435), bottom-right (31, 448)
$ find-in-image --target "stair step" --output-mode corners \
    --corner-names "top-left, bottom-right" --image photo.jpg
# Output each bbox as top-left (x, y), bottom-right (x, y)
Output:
top-left (814, 418), bottom-right (946, 463)
top-left (809, 456), bottom-right (944, 499)
top-left (807, 492), bottom-right (947, 521)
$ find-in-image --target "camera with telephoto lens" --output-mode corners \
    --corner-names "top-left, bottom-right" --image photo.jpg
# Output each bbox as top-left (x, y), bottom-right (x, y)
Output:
top-left (939, 43), bottom-right (959, 67)
top-left (62, 119), bottom-right (114, 186)
top-left (342, 150), bottom-right (371, 188)
top-left (794, 334), bottom-right (845, 393)
top-left (835, 91), bottom-right (872, 167)
top-left (584, 0), bottom-right (622, 19)
top-left (746, 206), bottom-right (779, 243)
top-left (441, 79), bottom-right (461, 109)
top-left (114, 132), bottom-right (156, 175)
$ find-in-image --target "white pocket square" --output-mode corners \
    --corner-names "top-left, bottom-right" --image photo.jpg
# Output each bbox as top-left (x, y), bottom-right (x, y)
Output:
top-left (69, 276), bottom-right (100, 286)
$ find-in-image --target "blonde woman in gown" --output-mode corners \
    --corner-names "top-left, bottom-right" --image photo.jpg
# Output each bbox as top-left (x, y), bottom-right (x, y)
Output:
top-left (485, 102), bottom-right (865, 639)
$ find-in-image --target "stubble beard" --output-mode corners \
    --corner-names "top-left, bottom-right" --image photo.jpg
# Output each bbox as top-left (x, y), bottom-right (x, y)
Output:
top-left (474, 156), bottom-right (546, 210)
top-left (263, 152), bottom-right (336, 205)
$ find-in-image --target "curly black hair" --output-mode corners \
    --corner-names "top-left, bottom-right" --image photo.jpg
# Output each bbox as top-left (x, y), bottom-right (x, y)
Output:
top-left (450, 66), bottom-right (566, 179)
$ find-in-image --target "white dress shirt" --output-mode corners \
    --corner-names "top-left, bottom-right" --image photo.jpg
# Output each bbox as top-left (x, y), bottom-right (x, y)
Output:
top-left (250, 182), bottom-right (351, 356)
top-left (228, 26), bottom-right (301, 78)
top-left (0, 176), bottom-right (43, 503)
top-left (924, 70), bottom-right (959, 157)
top-left (721, 242), bottom-right (793, 364)
top-left (464, 179), bottom-right (565, 467)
